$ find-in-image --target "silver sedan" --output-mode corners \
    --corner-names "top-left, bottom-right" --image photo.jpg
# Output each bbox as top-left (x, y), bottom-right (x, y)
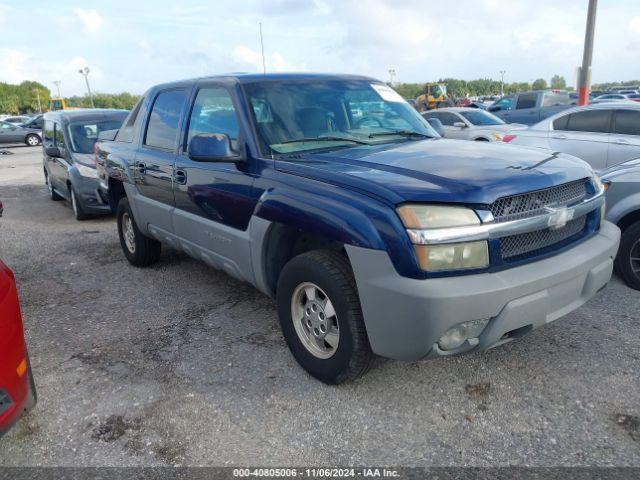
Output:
top-left (504, 103), bottom-right (640, 171)
top-left (423, 107), bottom-right (524, 142)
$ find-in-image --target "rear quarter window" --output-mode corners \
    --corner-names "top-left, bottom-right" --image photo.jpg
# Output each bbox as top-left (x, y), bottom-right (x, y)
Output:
top-left (144, 89), bottom-right (188, 150)
top-left (613, 110), bottom-right (640, 136)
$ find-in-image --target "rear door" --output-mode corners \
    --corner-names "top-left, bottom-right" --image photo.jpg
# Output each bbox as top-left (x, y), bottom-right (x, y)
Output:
top-left (172, 84), bottom-right (258, 276)
top-left (134, 88), bottom-right (189, 234)
top-left (504, 93), bottom-right (539, 124)
top-left (548, 109), bottom-right (611, 171)
top-left (608, 109), bottom-right (640, 167)
top-left (429, 112), bottom-right (466, 139)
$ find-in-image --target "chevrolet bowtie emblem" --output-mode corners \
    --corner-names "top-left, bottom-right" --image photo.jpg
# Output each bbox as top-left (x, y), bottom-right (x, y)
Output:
top-left (545, 206), bottom-right (574, 230)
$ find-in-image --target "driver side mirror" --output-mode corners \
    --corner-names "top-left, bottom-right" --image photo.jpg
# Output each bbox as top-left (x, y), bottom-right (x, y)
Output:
top-left (45, 146), bottom-right (63, 158)
top-left (453, 122), bottom-right (467, 129)
top-left (488, 105), bottom-right (501, 112)
top-left (188, 133), bottom-right (244, 163)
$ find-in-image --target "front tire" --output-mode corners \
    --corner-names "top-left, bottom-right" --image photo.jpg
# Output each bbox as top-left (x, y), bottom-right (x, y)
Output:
top-left (276, 249), bottom-right (373, 384)
top-left (45, 172), bottom-right (63, 201)
top-left (25, 134), bottom-right (41, 146)
top-left (116, 197), bottom-right (161, 267)
top-left (70, 186), bottom-right (90, 221)
top-left (615, 220), bottom-right (640, 290)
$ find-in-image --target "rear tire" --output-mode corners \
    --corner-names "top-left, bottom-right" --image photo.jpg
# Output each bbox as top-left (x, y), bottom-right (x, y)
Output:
top-left (615, 220), bottom-right (640, 290)
top-left (117, 197), bottom-right (161, 267)
top-left (25, 353), bottom-right (37, 410)
top-left (25, 134), bottom-right (40, 146)
top-left (276, 249), bottom-right (373, 384)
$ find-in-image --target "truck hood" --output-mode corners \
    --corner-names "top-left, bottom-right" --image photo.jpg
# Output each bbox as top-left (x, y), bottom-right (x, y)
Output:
top-left (275, 138), bottom-right (593, 205)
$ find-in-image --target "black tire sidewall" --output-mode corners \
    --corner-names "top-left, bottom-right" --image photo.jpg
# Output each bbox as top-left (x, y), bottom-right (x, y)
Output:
top-left (117, 198), bottom-right (139, 264)
top-left (70, 186), bottom-right (87, 220)
top-left (276, 252), bottom-right (365, 384)
top-left (616, 220), bottom-right (640, 290)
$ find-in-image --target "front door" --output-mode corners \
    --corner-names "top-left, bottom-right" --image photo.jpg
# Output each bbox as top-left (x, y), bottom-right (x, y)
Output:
top-left (0, 122), bottom-right (23, 143)
top-left (172, 84), bottom-right (258, 280)
top-left (134, 88), bottom-right (189, 234)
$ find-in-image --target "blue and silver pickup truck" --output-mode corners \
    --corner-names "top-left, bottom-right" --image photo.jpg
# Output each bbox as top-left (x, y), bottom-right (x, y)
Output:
top-left (95, 73), bottom-right (620, 384)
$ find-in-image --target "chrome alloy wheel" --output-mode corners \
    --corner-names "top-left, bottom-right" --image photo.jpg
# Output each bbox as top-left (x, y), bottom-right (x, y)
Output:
top-left (291, 282), bottom-right (339, 359)
top-left (122, 212), bottom-right (136, 254)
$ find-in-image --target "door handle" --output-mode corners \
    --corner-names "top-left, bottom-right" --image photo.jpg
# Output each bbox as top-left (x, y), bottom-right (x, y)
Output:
top-left (551, 134), bottom-right (567, 140)
top-left (137, 162), bottom-right (146, 175)
top-left (174, 169), bottom-right (187, 185)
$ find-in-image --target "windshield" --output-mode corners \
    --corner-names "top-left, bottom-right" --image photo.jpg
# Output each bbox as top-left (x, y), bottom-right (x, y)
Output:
top-left (243, 80), bottom-right (436, 154)
top-left (67, 117), bottom-right (126, 154)
top-left (460, 110), bottom-right (505, 126)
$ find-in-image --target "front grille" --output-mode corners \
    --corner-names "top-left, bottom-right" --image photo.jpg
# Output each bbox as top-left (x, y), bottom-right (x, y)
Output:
top-left (491, 179), bottom-right (588, 222)
top-left (500, 215), bottom-right (587, 260)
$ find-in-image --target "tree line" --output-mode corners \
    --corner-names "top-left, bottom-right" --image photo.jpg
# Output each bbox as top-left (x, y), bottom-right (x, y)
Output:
top-left (393, 76), bottom-right (640, 99)
top-left (0, 81), bottom-right (140, 114)
top-left (3, 77), bottom-right (640, 114)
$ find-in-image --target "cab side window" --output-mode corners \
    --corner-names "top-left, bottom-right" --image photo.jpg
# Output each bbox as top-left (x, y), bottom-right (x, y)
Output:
top-left (43, 120), bottom-right (54, 146)
top-left (515, 93), bottom-right (537, 110)
top-left (186, 87), bottom-right (239, 150)
top-left (433, 112), bottom-right (459, 126)
top-left (54, 122), bottom-right (65, 147)
top-left (144, 89), bottom-right (188, 150)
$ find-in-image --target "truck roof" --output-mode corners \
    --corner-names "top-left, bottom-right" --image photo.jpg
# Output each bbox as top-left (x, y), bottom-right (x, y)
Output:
top-left (43, 109), bottom-right (129, 124)
top-left (150, 72), bottom-right (380, 91)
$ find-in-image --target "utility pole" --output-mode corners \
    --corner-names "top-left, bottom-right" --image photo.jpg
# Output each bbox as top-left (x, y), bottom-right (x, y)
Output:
top-left (78, 66), bottom-right (95, 108)
top-left (34, 89), bottom-right (42, 113)
top-left (578, 0), bottom-right (597, 106)
top-left (388, 68), bottom-right (396, 86)
top-left (53, 81), bottom-right (61, 98)
top-left (259, 22), bottom-right (266, 75)
top-left (499, 70), bottom-right (506, 97)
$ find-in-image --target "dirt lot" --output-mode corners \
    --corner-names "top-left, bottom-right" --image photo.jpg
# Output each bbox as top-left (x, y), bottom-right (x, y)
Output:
top-left (0, 145), bottom-right (638, 466)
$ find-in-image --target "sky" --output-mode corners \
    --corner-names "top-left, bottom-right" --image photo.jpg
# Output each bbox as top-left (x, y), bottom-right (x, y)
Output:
top-left (1, 0), bottom-right (639, 96)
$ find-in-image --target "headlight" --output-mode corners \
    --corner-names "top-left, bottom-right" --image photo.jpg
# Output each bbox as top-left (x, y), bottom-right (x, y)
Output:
top-left (414, 241), bottom-right (489, 271)
top-left (592, 174), bottom-right (605, 193)
top-left (76, 163), bottom-right (98, 179)
top-left (397, 205), bottom-right (489, 272)
top-left (397, 204), bottom-right (480, 229)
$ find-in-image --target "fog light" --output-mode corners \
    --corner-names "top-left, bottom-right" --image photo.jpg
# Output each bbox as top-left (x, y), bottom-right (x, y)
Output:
top-left (437, 318), bottom-right (490, 351)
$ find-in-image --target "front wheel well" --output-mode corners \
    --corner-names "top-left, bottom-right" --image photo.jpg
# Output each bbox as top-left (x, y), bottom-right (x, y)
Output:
top-left (108, 178), bottom-right (127, 212)
top-left (262, 223), bottom-right (346, 297)
top-left (617, 209), bottom-right (640, 232)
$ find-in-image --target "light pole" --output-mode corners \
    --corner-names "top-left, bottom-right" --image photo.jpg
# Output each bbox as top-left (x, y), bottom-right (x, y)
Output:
top-left (33, 89), bottom-right (42, 113)
top-left (78, 67), bottom-right (95, 108)
top-left (53, 81), bottom-right (61, 98)
top-left (388, 69), bottom-right (396, 86)
top-left (499, 70), bottom-right (506, 97)
top-left (578, 0), bottom-right (597, 106)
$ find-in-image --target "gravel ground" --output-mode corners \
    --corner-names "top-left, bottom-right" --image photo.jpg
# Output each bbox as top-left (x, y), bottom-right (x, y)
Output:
top-left (0, 145), bottom-right (638, 467)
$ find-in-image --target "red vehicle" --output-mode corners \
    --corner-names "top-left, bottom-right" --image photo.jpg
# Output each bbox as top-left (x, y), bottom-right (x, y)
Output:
top-left (0, 258), bottom-right (36, 437)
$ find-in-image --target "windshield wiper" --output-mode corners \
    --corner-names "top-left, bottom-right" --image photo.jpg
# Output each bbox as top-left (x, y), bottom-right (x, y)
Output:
top-left (277, 135), bottom-right (370, 145)
top-left (368, 130), bottom-right (431, 139)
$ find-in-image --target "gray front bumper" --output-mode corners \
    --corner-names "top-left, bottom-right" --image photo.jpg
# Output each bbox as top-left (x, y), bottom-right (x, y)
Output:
top-left (346, 221), bottom-right (621, 361)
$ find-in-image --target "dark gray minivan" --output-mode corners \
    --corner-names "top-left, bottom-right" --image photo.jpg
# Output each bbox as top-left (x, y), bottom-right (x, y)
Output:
top-left (43, 109), bottom-right (128, 220)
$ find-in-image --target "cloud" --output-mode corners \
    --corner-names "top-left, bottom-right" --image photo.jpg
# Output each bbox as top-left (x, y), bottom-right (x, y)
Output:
top-left (73, 8), bottom-right (103, 33)
top-left (232, 45), bottom-right (305, 72)
top-left (629, 16), bottom-right (640, 47)
top-left (0, 48), bottom-right (27, 83)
